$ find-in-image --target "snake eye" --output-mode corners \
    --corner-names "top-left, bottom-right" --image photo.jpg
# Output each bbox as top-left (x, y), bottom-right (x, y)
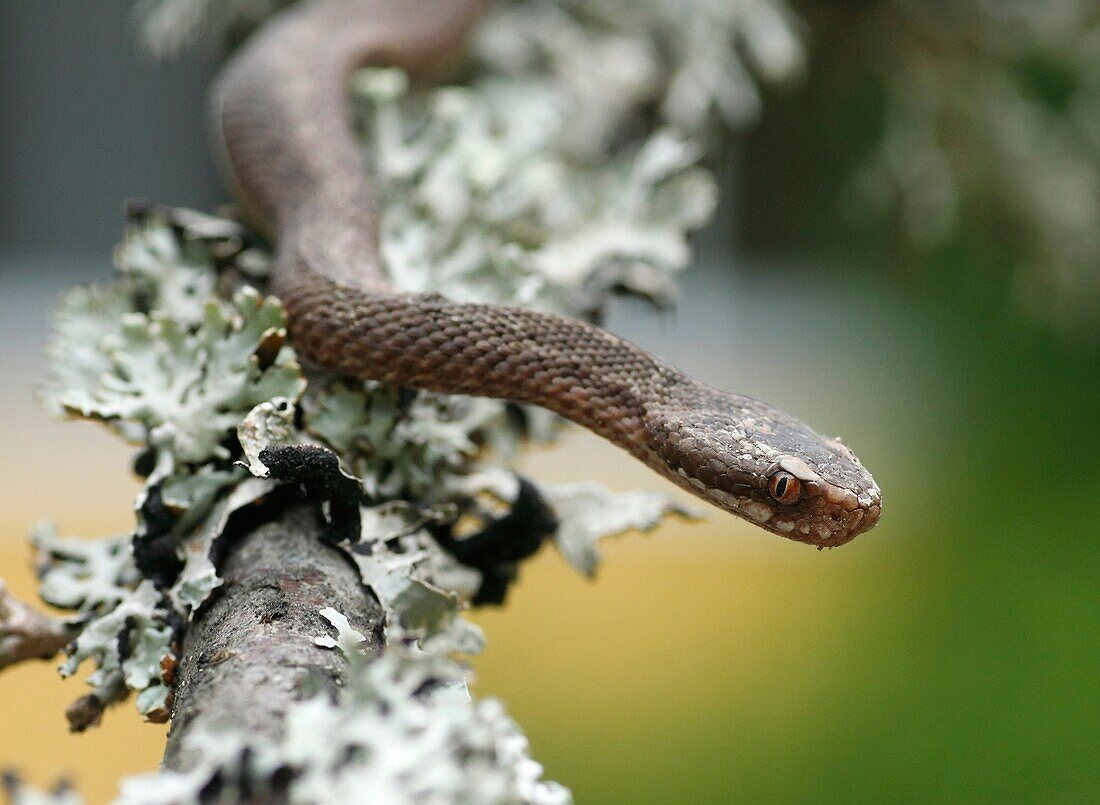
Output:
top-left (769, 472), bottom-right (802, 505)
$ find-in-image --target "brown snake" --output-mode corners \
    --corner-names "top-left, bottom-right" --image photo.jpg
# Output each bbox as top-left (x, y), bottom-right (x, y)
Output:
top-left (212, 0), bottom-right (882, 547)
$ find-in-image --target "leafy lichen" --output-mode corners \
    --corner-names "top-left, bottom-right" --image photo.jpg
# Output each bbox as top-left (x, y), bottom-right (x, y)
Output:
top-left (58, 579), bottom-right (174, 720)
top-left (51, 286), bottom-right (303, 471)
top-left (115, 640), bottom-right (570, 805)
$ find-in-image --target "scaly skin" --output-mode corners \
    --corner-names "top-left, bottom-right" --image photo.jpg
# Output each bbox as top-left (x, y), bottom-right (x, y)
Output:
top-left (212, 0), bottom-right (882, 546)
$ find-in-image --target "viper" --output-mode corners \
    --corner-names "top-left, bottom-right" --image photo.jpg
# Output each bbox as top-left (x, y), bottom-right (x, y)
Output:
top-left (212, 0), bottom-right (882, 547)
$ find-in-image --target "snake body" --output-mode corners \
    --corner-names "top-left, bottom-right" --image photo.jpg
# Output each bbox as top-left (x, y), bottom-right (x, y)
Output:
top-left (213, 0), bottom-right (881, 546)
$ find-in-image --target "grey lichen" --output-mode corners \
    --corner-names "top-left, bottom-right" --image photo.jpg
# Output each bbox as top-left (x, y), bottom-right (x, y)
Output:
top-left (540, 482), bottom-right (698, 577)
top-left (116, 641), bottom-right (570, 805)
top-left (32, 524), bottom-right (139, 613)
top-left (355, 68), bottom-right (721, 315)
top-left (474, 0), bottom-right (803, 148)
top-left (59, 580), bottom-right (175, 721)
top-left (50, 284), bottom-right (304, 472)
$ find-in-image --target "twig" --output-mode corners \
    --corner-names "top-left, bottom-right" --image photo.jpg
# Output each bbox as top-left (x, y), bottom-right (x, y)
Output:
top-left (0, 579), bottom-right (76, 671)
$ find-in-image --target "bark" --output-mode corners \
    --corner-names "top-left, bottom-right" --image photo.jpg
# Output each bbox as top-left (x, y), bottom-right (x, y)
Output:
top-left (163, 501), bottom-right (383, 771)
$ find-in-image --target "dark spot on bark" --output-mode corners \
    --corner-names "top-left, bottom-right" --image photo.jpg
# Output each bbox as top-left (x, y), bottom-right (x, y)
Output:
top-left (205, 649), bottom-right (236, 667)
top-left (259, 596), bottom-right (290, 623)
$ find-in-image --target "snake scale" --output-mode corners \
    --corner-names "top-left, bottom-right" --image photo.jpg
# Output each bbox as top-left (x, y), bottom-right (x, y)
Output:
top-left (212, 0), bottom-right (882, 546)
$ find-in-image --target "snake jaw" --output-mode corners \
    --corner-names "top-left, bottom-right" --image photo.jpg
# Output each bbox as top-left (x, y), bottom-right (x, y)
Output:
top-left (710, 465), bottom-right (880, 547)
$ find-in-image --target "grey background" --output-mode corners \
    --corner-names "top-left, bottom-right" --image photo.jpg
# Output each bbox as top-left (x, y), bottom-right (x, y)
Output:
top-left (1, 0), bottom-right (221, 262)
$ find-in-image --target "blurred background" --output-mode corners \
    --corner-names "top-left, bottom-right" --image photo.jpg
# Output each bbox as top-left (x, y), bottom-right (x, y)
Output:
top-left (1, 1), bottom-right (1097, 802)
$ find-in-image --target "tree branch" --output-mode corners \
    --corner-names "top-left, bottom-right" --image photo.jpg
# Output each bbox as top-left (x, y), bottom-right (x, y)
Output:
top-left (163, 501), bottom-right (383, 771)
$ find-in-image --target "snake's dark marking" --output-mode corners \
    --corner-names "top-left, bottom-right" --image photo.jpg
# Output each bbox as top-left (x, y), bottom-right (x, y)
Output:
top-left (212, 0), bottom-right (882, 547)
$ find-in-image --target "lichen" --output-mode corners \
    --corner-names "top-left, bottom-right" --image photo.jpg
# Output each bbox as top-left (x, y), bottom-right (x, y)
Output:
top-left (50, 285), bottom-right (303, 472)
top-left (115, 638), bottom-right (570, 805)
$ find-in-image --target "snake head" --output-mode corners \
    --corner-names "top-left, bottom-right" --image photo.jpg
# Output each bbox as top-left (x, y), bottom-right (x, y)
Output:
top-left (645, 394), bottom-right (882, 547)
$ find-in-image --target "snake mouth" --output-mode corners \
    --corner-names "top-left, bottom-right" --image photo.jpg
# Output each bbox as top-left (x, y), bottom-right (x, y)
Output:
top-left (783, 498), bottom-right (881, 548)
top-left (706, 489), bottom-right (880, 547)
top-left (695, 462), bottom-right (882, 547)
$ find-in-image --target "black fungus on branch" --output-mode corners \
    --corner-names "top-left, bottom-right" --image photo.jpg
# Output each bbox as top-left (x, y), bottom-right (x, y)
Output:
top-left (258, 444), bottom-right (364, 544)
top-left (433, 477), bottom-right (558, 605)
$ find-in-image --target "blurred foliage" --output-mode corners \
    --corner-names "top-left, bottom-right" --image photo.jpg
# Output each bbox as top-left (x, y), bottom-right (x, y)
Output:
top-left (742, 0), bottom-right (1100, 336)
top-left (136, 0), bottom-right (1100, 335)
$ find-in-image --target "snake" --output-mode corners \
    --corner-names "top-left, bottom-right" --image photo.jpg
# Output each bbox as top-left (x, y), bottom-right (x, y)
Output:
top-left (212, 0), bottom-right (882, 547)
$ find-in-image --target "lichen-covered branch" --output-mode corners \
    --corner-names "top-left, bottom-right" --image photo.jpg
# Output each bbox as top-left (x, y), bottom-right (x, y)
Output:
top-left (10, 0), bottom-right (808, 799)
top-left (162, 501), bottom-right (383, 771)
top-left (131, 500), bottom-right (568, 803)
